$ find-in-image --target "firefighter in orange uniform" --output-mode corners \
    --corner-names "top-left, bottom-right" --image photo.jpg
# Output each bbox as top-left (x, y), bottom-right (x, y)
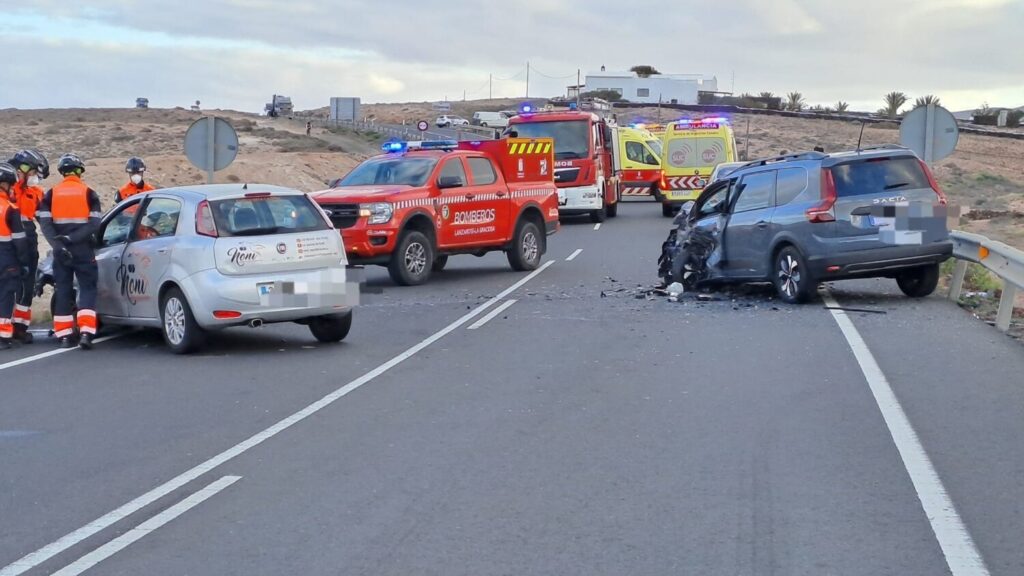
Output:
top-left (115, 156), bottom-right (155, 202)
top-left (7, 149), bottom-right (49, 344)
top-left (37, 154), bottom-right (102, 349)
top-left (0, 162), bottom-right (32, 350)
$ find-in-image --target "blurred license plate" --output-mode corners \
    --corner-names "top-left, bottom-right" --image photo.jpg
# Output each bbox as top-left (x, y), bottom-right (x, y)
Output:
top-left (258, 283), bottom-right (274, 296)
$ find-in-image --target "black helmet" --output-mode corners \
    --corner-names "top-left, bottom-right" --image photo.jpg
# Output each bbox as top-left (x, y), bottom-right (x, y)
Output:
top-left (9, 149), bottom-right (47, 176)
top-left (30, 149), bottom-right (50, 179)
top-left (0, 162), bottom-right (17, 186)
top-left (57, 153), bottom-right (85, 175)
top-left (125, 156), bottom-right (146, 174)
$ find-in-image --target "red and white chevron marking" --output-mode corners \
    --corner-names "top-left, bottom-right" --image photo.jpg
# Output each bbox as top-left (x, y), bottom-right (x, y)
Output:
top-left (664, 176), bottom-right (706, 190)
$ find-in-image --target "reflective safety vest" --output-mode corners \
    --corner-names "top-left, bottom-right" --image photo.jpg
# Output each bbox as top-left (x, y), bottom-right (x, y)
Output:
top-left (118, 181), bottom-right (155, 202)
top-left (49, 176), bottom-right (94, 224)
top-left (0, 197), bottom-right (25, 243)
top-left (12, 181), bottom-right (43, 221)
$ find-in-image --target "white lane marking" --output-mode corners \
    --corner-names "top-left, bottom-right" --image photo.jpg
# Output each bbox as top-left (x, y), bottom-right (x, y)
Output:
top-left (823, 293), bottom-right (990, 576)
top-left (0, 261), bottom-right (554, 576)
top-left (0, 333), bottom-right (127, 373)
top-left (593, 223), bottom-right (601, 231)
top-left (50, 476), bottom-right (241, 576)
top-left (467, 299), bottom-right (517, 330)
top-left (566, 249), bottom-right (583, 262)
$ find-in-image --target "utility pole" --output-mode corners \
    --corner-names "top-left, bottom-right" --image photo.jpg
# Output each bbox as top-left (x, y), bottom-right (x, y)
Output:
top-left (576, 69), bottom-right (581, 108)
top-left (489, 74), bottom-right (493, 100)
top-left (463, 89), bottom-right (466, 101)
top-left (524, 60), bottom-right (532, 97)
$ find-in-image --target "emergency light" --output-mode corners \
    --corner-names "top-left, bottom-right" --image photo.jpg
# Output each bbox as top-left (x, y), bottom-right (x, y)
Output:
top-left (520, 104), bottom-right (533, 114)
top-left (568, 102), bottom-right (578, 111)
top-left (675, 116), bottom-right (730, 126)
top-left (381, 140), bottom-right (407, 153)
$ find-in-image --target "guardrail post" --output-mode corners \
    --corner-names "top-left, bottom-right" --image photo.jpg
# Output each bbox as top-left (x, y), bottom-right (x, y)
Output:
top-left (995, 281), bottom-right (1018, 332)
top-left (948, 259), bottom-right (968, 301)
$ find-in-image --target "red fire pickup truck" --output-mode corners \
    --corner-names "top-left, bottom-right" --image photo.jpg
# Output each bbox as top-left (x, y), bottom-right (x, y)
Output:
top-left (311, 139), bottom-right (560, 285)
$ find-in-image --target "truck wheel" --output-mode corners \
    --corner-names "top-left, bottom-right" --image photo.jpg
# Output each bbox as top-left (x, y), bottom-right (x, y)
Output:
top-left (388, 230), bottom-right (434, 286)
top-left (896, 264), bottom-right (940, 298)
top-left (662, 203), bottom-right (675, 218)
top-left (507, 220), bottom-right (542, 271)
top-left (160, 287), bottom-right (206, 354)
top-left (606, 190), bottom-right (619, 218)
top-left (590, 202), bottom-right (607, 224)
top-left (432, 255), bottom-right (449, 272)
top-left (481, 122), bottom-right (489, 127)
top-left (309, 310), bottom-right (352, 343)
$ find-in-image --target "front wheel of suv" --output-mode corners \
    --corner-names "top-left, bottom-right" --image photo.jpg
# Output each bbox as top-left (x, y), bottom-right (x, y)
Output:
top-left (773, 246), bottom-right (815, 304)
top-left (896, 263), bottom-right (940, 298)
top-left (388, 230), bottom-right (434, 286)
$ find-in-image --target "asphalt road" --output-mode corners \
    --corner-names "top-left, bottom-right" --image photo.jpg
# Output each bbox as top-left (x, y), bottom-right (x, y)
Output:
top-left (2, 203), bottom-right (1023, 576)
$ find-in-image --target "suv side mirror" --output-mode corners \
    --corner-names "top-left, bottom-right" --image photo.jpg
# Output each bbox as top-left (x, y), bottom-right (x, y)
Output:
top-left (437, 176), bottom-right (464, 189)
top-left (679, 201), bottom-right (696, 218)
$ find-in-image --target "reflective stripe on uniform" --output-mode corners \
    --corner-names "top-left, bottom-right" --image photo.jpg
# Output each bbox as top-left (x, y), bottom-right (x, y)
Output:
top-left (0, 318), bottom-right (13, 339)
top-left (77, 309), bottom-right (98, 335)
top-left (53, 315), bottom-right (75, 338)
top-left (53, 217), bottom-right (89, 224)
top-left (13, 305), bottom-right (31, 326)
top-left (35, 211), bottom-right (51, 218)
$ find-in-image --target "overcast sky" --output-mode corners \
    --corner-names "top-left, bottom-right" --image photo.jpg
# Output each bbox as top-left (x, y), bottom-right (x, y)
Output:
top-left (2, 0), bottom-right (1021, 113)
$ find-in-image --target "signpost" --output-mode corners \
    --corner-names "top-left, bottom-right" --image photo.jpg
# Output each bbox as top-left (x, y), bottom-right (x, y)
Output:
top-left (184, 116), bottom-right (239, 183)
top-left (899, 104), bottom-right (959, 163)
top-left (417, 120), bottom-right (429, 141)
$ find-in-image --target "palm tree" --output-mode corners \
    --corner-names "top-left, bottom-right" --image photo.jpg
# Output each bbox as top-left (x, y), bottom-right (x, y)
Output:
top-left (786, 92), bottom-right (805, 111)
top-left (882, 91), bottom-right (908, 118)
top-left (913, 95), bottom-right (941, 109)
top-left (834, 101), bottom-right (849, 113)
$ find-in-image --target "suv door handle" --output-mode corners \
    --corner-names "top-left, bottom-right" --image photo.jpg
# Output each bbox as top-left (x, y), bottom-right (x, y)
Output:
top-left (157, 248), bottom-right (169, 254)
top-left (495, 191), bottom-right (506, 198)
top-left (756, 221), bottom-right (769, 229)
top-left (465, 193), bottom-right (475, 200)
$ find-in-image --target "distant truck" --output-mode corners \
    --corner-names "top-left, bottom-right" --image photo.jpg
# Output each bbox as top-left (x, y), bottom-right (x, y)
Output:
top-left (312, 139), bottom-right (560, 285)
top-left (135, 98), bottom-right (149, 109)
top-left (265, 94), bottom-right (293, 117)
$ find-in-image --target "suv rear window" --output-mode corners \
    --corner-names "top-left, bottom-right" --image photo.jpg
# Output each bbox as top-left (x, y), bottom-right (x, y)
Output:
top-left (210, 195), bottom-right (329, 237)
top-left (831, 157), bottom-right (929, 197)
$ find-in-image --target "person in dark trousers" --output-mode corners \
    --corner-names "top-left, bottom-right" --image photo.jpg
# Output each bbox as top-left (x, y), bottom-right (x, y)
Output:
top-left (37, 153), bottom-right (102, 349)
top-left (0, 162), bottom-right (31, 350)
top-left (7, 149), bottom-right (48, 344)
top-left (306, 121), bottom-right (312, 136)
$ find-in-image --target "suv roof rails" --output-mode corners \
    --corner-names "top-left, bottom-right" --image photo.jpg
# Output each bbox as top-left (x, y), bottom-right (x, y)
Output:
top-left (736, 150), bottom-right (826, 171)
top-left (854, 143), bottom-right (908, 152)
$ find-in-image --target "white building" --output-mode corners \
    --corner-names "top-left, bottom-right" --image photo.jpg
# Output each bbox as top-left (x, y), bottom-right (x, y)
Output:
top-left (581, 70), bottom-right (719, 105)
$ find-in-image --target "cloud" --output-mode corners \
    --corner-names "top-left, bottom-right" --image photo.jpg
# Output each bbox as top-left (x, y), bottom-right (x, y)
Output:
top-left (2, 0), bottom-right (1021, 112)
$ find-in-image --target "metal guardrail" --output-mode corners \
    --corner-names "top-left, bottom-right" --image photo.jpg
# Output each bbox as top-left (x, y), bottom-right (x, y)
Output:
top-left (315, 119), bottom-right (496, 142)
top-left (948, 230), bottom-right (1024, 332)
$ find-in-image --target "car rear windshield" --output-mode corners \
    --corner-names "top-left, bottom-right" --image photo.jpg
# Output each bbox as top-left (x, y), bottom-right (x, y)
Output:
top-left (338, 157), bottom-right (437, 187)
top-left (508, 120), bottom-right (589, 160)
top-left (210, 195), bottom-right (329, 237)
top-left (831, 157), bottom-right (930, 197)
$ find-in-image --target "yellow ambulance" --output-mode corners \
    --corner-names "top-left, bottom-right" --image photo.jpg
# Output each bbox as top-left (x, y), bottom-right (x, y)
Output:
top-left (658, 117), bottom-right (738, 217)
top-left (610, 126), bottom-right (663, 199)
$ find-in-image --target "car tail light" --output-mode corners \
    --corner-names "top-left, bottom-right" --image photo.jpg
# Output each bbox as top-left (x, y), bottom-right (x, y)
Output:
top-left (806, 168), bottom-right (837, 223)
top-left (660, 173), bottom-right (669, 190)
top-left (196, 200), bottom-right (218, 237)
top-left (213, 310), bottom-right (242, 319)
top-left (918, 159), bottom-right (948, 205)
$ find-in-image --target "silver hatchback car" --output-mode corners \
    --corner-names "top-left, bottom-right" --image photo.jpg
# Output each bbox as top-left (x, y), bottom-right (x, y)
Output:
top-left (94, 184), bottom-right (355, 353)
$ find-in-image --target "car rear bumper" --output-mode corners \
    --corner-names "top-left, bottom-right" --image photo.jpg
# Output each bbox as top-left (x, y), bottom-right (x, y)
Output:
top-left (183, 266), bottom-right (356, 329)
top-left (807, 241), bottom-right (952, 280)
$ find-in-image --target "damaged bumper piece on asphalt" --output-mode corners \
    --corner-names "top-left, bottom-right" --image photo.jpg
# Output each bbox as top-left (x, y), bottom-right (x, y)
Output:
top-left (657, 213), bottom-right (724, 290)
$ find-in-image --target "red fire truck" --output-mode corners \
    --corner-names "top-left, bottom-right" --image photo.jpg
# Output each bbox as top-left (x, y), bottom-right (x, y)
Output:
top-left (505, 108), bottom-right (618, 223)
top-left (311, 139), bottom-right (560, 286)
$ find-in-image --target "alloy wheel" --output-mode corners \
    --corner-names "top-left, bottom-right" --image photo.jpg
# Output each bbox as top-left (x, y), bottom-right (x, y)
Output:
top-left (164, 297), bottom-right (186, 345)
top-left (405, 242), bottom-right (427, 276)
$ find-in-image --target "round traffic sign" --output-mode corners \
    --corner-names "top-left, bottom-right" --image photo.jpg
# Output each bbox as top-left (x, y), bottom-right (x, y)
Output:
top-left (417, 120), bottom-right (429, 132)
top-left (899, 104), bottom-right (959, 162)
top-left (184, 116), bottom-right (239, 173)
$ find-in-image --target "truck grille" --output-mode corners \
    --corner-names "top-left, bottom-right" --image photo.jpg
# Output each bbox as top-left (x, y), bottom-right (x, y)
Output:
top-left (554, 168), bottom-right (580, 184)
top-left (320, 203), bottom-right (360, 229)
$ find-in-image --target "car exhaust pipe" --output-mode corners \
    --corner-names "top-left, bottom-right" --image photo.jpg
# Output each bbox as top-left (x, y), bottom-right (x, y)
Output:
top-left (249, 319), bottom-right (264, 328)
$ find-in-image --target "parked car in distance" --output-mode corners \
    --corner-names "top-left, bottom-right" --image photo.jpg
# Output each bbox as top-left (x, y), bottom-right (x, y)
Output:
top-left (436, 115), bottom-right (469, 128)
top-left (660, 146), bottom-right (952, 303)
top-left (94, 184), bottom-right (355, 353)
top-left (472, 111), bottom-right (511, 128)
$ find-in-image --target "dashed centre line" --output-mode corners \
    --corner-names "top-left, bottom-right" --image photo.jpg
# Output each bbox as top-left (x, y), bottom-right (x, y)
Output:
top-left (566, 249), bottom-right (583, 261)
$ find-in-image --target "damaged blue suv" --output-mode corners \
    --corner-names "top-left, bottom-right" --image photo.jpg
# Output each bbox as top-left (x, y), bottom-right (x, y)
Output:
top-left (658, 146), bottom-right (953, 303)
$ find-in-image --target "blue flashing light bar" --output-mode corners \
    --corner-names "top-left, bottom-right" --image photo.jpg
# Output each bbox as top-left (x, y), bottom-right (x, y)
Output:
top-left (520, 103), bottom-right (533, 114)
top-left (675, 116), bottom-right (730, 126)
top-left (381, 140), bottom-right (459, 153)
top-left (568, 102), bottom-right (578, 111)
top-left (381, 140), bottom-right (407, 153)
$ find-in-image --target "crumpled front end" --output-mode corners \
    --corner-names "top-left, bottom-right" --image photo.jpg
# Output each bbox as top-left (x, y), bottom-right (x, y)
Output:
top-left (658, 216), bottom-right (724, 289)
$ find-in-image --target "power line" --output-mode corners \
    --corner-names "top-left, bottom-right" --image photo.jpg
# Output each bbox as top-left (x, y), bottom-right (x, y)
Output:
top-left (529, 66), bottom-right (577, 80)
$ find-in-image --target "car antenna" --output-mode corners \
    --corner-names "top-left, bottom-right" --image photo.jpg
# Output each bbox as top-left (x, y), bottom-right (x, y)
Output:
top-left (856, 121), bottom-right (866, 151)
top-left (242, 183), bottom-right (248, 190)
